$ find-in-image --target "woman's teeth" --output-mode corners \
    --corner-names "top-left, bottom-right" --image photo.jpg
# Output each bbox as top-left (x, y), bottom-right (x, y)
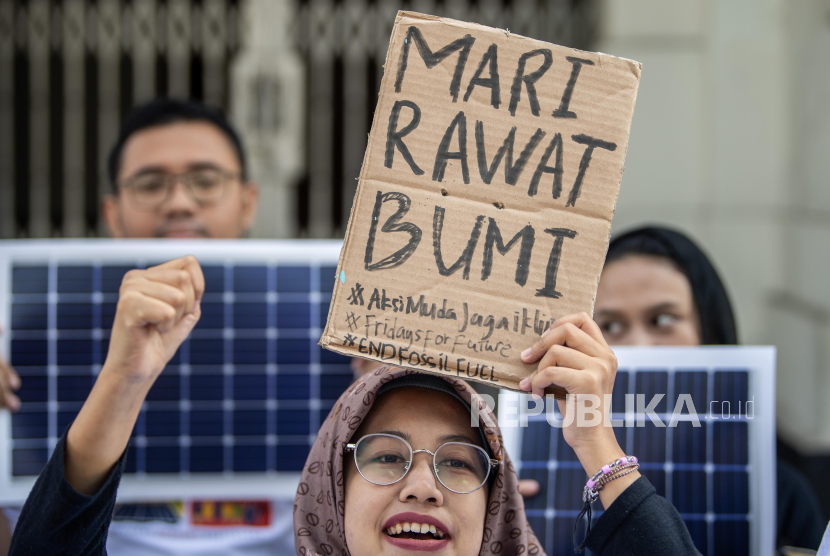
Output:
top-left (386, 522), bottom-right (444, 539)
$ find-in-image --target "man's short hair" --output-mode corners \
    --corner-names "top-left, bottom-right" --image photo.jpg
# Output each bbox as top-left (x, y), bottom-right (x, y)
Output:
top-left (107, 98), bottom-right (248, 191)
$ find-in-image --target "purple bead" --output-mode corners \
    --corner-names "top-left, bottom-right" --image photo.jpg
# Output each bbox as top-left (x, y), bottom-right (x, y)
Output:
top-left (587, 479), bottom-right (596, 489)
top-left (630, 456), bottom-right (638, 463)
top-left (602, 465), bottom-right (612, 475)
top-left (618, 457), bottom-right (628, 466)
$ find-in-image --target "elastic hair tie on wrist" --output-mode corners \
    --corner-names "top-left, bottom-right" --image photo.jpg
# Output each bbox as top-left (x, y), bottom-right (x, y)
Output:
top-left (573, 456), bottom-right (640, 553)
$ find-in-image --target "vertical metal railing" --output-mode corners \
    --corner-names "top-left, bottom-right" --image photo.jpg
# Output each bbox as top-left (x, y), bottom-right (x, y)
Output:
top-left (0, 0), bottom-right (598, 240)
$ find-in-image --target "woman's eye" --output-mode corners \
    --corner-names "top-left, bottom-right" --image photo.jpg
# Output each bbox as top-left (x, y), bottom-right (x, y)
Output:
top-left (602, 321), bottom-right (625, 336)
top-left (654, 313), bottom-right (677, 328)
top-left (375, 454), bottom-right (405, 464)
top-left (439, 459), bottom-right (469, 469)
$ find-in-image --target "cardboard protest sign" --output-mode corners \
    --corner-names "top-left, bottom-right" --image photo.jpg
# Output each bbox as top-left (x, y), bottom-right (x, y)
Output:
top-left (320, 11), bottom-right (641, 394)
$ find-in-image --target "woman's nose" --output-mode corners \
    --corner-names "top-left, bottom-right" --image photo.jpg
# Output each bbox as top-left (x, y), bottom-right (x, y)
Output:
top-left (399, 454), bottom-right (444, 505)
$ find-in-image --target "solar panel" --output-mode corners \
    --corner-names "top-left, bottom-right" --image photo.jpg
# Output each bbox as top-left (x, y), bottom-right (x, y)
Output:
top-left (0, 239), bottom-right (350, 503)
top-left (499, 346), bottom-right (775, 556)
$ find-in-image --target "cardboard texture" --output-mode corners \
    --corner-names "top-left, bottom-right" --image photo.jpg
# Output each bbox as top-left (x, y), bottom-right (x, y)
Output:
top-left (320, 11), bottom-right (641, 394)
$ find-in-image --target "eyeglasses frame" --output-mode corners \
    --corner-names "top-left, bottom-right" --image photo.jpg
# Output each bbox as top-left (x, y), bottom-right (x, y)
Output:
top-left (116, 168), bottom-right (243, 211)
top-left (344, 433), bottom-right (499, 494)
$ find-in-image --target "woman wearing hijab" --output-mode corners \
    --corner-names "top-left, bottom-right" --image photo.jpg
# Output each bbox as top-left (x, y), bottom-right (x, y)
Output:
top-left (7, 255), bottom-right (701, 555)
top-left (520, 225), bottom-right (824, 551)
top-left (295, 320), bottom-right (702, 556)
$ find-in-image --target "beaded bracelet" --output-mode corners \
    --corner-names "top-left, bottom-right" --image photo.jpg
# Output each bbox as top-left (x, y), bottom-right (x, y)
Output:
top-left (573, 456), bottom-right (640, 553)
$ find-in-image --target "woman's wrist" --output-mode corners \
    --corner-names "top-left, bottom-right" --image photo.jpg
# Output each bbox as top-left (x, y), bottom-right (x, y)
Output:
top-left (570, 432), bottom-right (641, 509)
top-left (65, 366), bottom-right (150, 495)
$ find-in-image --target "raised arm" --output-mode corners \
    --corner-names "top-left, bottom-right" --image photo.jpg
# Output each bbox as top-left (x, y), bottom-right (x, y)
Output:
top-left (65, 256), bottom-right (204, 494)
top-left (9, 256), bottom-right (203, 555)
top-left (519, 313), bottom-right (700, 555)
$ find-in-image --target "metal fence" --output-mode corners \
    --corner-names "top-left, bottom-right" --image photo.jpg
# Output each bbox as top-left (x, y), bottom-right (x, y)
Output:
top-left (0, 0), bottom-right (599, 240)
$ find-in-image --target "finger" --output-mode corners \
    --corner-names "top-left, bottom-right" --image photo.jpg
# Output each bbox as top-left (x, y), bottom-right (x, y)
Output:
top-left (141, 270), bottom-right (195, 316)
top-left (129, 278), bottom-right (193, 323)
top-left (1, 359), bottom-right (21, 390)
top-left (148, 256), bottom-right (204, 305)
top-left (522, 317), bottom-right (606, 363)
top-left (526, 366), bottom-right (602, 399)
top-left (118, 290), bottom-right (179, 333)
top-left (0, 372), bottom-right (20, 412)
top-left (518, 479), bottom-right (540, 498)
top-left (534, 342), bottom-right (596, 375)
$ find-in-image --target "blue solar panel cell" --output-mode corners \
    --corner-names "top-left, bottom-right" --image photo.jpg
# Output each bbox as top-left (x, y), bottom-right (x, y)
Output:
top-left (11, 412), bottom-right (47, 439)
top-left (11, 303), bottom-right (48, 330)
top-left (635, 371), bottom-right (669, 413)
top-left (57, 339), bottom-right (94, 365)
top-left (233, 266), bottom-right (268, 293)
top-left (319, 346), bottom-right (350, 365)
top-left (233, 339), bottom-right (267, 364)
top-left (101, 266), bottom-right (133, 293)
top-left (145, 410), bottom-right (181, 437)
top-left (276, 445), bottom-right (310, 471)
top-left (12, 266), bottom-right (48, 293)
top-left (277, 266), bottom-right (310, 292)
top-left (202, 266), bottom-right (225, 292)
top-left (672, 422), bottom-right (706, 464)
top-left (277, 373), bottom-right (310, 399)
top-left (640, 468), bottom-right (667, 497)
top-left (713, 422), bottom-right (748, 465)
top-left (277, 302), bottom-right (311, 329)
top-left (233, 410), bottom-right (267, 436)
top-left (319, 372), bottom-right (353, 400)
top-left (713, 371), bottom-right (749, 412)
top-left (57, 303), bottom-right (93, 330)
top-left (12, 448), bottom-right (48, 476)
top-left (56, 375), bottom-right (94, 402)
top-left (276, 409), bottom-right (310, 435)
top-left (633, 421), bottom-right (668, 463)
top-left (57, 266), bottom-right (93, 293)
top-left (190, 445), bottom-right (224, 473)
top-left (190, 339), bottom-right (225, 365)
top-left (189, 372), bottom-right (224, 401)
top-left (233, 374), bottom-right (268, 400)
top-left (674, 370), bottom-right (708, 411)
top-left (190, 411), bottom-right (224, 437)
top-left (15, 374), bottom-right (47, 402)
top-left (276, 339), bottom-right (311, 364)
top-left (713, 471), bottom-right (749, 514)
top-left (146, 447), bottom-right (180, 473)
top-left (10, 340), bottom-right (48, 366)
top-left (714, 521), bottom-right (749, 556)
top-left (672, 470), bottom-right (707, 513)
top-left (233, 303), bottom-right (267, 329)
top-left (58, 410), bottom-right (80, 435)
top-left (146, 373), bottom-right (181, 401)
top-left (319, 266), bottom-right (338, 292)
top-left (234, 445), bottom-right (267, 472)
top-left (195, 302), bottom-right (225, 329)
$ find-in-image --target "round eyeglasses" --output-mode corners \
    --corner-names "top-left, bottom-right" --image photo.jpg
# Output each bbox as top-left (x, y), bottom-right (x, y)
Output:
top-left (118, 168), bottom-right (241, 211)
top-left (345, 433), bottom-right (498, 494)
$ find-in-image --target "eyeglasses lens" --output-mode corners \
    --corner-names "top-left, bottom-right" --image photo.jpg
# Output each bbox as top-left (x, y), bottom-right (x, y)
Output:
top-left (434, 442), bottom-right (490, 493)
top-left (128, 169), bottom-right (227, 208)
top-left (355, 435), bottom-right (410, 486)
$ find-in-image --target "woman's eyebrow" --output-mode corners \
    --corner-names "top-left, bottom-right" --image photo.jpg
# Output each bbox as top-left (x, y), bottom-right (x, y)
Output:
top-left (646, 302), bottom-right (680, 314)
top-left (438, 433), bottom-right (480, 445)
top-left (377, 429), bottom-right (411, 442)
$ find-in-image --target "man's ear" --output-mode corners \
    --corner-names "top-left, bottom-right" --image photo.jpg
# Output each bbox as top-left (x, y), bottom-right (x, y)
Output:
top-left (100, 194), bottom-right (125, 238)
top-left (240, 181), bottom-right (260, 233)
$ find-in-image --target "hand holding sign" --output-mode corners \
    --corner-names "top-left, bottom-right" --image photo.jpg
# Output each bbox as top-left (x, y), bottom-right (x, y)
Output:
top-left (321, 11), bottom-right (641, 392)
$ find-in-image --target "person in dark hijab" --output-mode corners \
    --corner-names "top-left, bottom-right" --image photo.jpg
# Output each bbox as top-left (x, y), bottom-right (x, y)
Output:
top-left (594, 225), bottom-right (825, 550)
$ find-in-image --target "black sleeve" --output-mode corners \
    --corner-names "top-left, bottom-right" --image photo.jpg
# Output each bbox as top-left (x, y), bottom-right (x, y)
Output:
top-left (585, 476), bottom-right (702, 556)
top-left (776, 461), bottom-right (826, 549)
top-left (9, 430), bottom-right (126, 556)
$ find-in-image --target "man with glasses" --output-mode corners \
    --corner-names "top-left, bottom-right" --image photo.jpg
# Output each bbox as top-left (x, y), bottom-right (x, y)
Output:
top-left (0, 99), bottom-right (312, 555)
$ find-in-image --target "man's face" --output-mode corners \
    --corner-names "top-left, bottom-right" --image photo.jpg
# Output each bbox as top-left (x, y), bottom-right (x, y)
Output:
top-left (102, 121), bottom-right (258, 239)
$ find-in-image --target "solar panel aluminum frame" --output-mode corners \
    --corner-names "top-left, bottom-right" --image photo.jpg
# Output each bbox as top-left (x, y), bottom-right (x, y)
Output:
top-left (499, 346), bottom-right (776, 556)
top-left (0, 239), bottom-right (345, 504)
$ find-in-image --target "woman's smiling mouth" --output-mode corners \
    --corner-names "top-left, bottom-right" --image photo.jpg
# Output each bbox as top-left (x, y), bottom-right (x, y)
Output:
top-left (382, 513), bottom-right (451, 551)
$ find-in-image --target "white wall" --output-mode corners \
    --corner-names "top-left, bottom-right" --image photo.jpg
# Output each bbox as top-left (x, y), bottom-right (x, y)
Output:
top-left (598, 0), bottom-right (830, 452)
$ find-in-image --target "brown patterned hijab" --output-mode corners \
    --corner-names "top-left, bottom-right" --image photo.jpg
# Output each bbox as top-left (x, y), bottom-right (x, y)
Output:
top-left (293, 366), bottom-right (544, 556)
